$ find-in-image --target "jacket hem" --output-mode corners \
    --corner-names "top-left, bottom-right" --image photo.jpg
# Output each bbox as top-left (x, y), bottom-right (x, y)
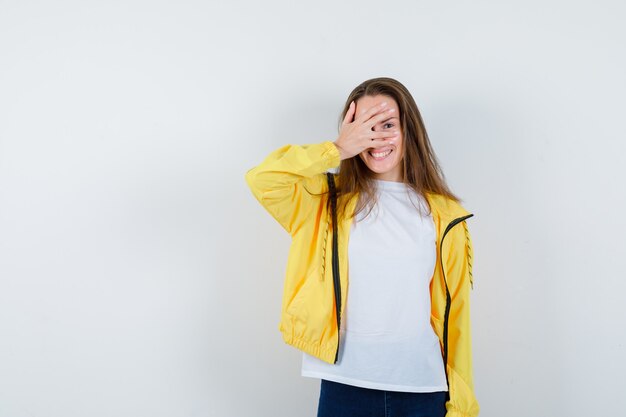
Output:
top-left (280, 328), bottom-right (337, 364)
top-left (445, 407), bottom-right (476, 417)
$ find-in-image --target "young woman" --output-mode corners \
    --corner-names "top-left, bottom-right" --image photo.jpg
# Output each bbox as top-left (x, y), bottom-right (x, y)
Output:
top-left (245, 77), bottom-right (479, 417)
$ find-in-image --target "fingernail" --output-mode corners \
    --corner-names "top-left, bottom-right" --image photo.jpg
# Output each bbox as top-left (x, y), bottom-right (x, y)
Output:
top-left (381, 102), bottom-right (388, 107)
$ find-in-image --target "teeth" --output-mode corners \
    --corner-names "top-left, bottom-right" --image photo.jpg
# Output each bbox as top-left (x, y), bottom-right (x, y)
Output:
top-left (371, 149), bottom-right (392, 158)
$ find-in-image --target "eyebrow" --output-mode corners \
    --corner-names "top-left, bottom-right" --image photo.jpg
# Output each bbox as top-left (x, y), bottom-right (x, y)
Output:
top-left (381, 117), bottom-right (399, 123)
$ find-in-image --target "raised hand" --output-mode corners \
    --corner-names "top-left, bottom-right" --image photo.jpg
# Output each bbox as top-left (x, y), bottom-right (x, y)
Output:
top-left (333, 100), bottom-right (400, 160)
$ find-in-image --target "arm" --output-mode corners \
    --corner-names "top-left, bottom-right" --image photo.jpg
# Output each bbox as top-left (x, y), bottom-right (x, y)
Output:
top-left (244, 140), bottom-right (341, 236)
top-left (445, 221), bottom-right (480, 417)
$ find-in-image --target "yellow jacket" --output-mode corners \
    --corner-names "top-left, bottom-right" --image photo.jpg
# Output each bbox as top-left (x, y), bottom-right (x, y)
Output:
top-left (245, 140), bottom-right (479, 417)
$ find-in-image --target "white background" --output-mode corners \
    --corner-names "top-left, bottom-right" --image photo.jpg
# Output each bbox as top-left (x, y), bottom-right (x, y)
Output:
top-left (1, 1), bottom-right (624, 416)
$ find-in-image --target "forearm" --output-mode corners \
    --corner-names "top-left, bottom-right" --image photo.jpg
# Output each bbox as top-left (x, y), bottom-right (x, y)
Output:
top-left (244, 140), bottom-right (340, 234)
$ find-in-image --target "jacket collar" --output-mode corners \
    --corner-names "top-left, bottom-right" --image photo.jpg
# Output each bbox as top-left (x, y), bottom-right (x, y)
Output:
top-left (423, 191), bottom-right (471, 223)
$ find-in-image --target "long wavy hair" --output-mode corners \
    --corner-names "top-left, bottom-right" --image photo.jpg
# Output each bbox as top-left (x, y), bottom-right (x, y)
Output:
top-left (333, 77), bottom-right (462, 222)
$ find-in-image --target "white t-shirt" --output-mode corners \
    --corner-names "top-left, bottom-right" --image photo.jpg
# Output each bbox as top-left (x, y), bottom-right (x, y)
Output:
top-left (301, 179), bottom-right (448, 393)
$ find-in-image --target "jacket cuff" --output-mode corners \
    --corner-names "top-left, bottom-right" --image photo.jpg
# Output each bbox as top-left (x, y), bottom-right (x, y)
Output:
top-left (320, 140), bottom-right (341, 170)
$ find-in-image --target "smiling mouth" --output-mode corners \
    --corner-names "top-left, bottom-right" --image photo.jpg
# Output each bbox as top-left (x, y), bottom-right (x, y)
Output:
top-left (368, 149), bottom-right (393, 160)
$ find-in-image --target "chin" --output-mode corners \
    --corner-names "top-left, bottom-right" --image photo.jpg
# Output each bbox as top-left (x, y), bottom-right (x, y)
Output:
top-left (360, 154), bottom-right (400, 174)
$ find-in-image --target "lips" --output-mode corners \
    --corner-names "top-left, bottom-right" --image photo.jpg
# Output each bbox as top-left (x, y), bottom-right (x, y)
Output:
top-left (369, 149), bottom-right (393, 159)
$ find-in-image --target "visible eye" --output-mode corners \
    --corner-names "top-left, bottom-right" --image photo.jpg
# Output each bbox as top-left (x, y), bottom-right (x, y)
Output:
top-left (383, 123), bottom-right (394, 129)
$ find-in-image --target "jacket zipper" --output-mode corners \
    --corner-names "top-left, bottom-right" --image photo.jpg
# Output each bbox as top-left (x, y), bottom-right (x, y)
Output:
top-left (440, 213), bottom-right (474, 399)
top-left (326, 173), bottom-right (342, 364)
top-left (332, 223), bottom-right (341, 364)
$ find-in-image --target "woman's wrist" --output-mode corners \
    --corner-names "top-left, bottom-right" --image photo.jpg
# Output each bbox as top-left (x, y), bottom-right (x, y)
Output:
top-left (332, 141), bottom-right (349, 161)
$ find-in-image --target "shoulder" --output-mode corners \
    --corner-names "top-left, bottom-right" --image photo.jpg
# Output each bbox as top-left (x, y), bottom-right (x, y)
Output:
top-left (424, 191), bottom-right (472, 220)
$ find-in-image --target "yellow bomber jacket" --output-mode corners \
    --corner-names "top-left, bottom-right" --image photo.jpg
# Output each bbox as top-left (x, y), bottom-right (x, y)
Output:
top-left (245, 140), bottom-right (480, 417)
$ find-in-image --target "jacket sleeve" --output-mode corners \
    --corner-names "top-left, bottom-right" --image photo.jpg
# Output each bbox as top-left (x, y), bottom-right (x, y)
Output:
top-left (445, 220), bottom-right (480, 417)
top-left (244, 140), bottom-right (341, 236)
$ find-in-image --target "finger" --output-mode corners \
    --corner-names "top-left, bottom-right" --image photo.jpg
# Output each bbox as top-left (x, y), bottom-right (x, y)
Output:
top-left (341, 101), bottom-right (356, 125)
top-left (369, 130), bottom-right (400, 143)
top-left (365, 107), bottom-right (396, 129)
top-left (355, 101), bottom-right (390, 124)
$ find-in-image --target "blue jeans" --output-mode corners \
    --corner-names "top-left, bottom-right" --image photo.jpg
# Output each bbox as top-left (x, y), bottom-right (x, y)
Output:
top-left (317, 379), bottom-right (447, 417)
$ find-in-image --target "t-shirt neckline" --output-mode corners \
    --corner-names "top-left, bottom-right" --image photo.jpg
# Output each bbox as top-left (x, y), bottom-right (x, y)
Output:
top-left (373, 178), bottom-right (409, 192)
